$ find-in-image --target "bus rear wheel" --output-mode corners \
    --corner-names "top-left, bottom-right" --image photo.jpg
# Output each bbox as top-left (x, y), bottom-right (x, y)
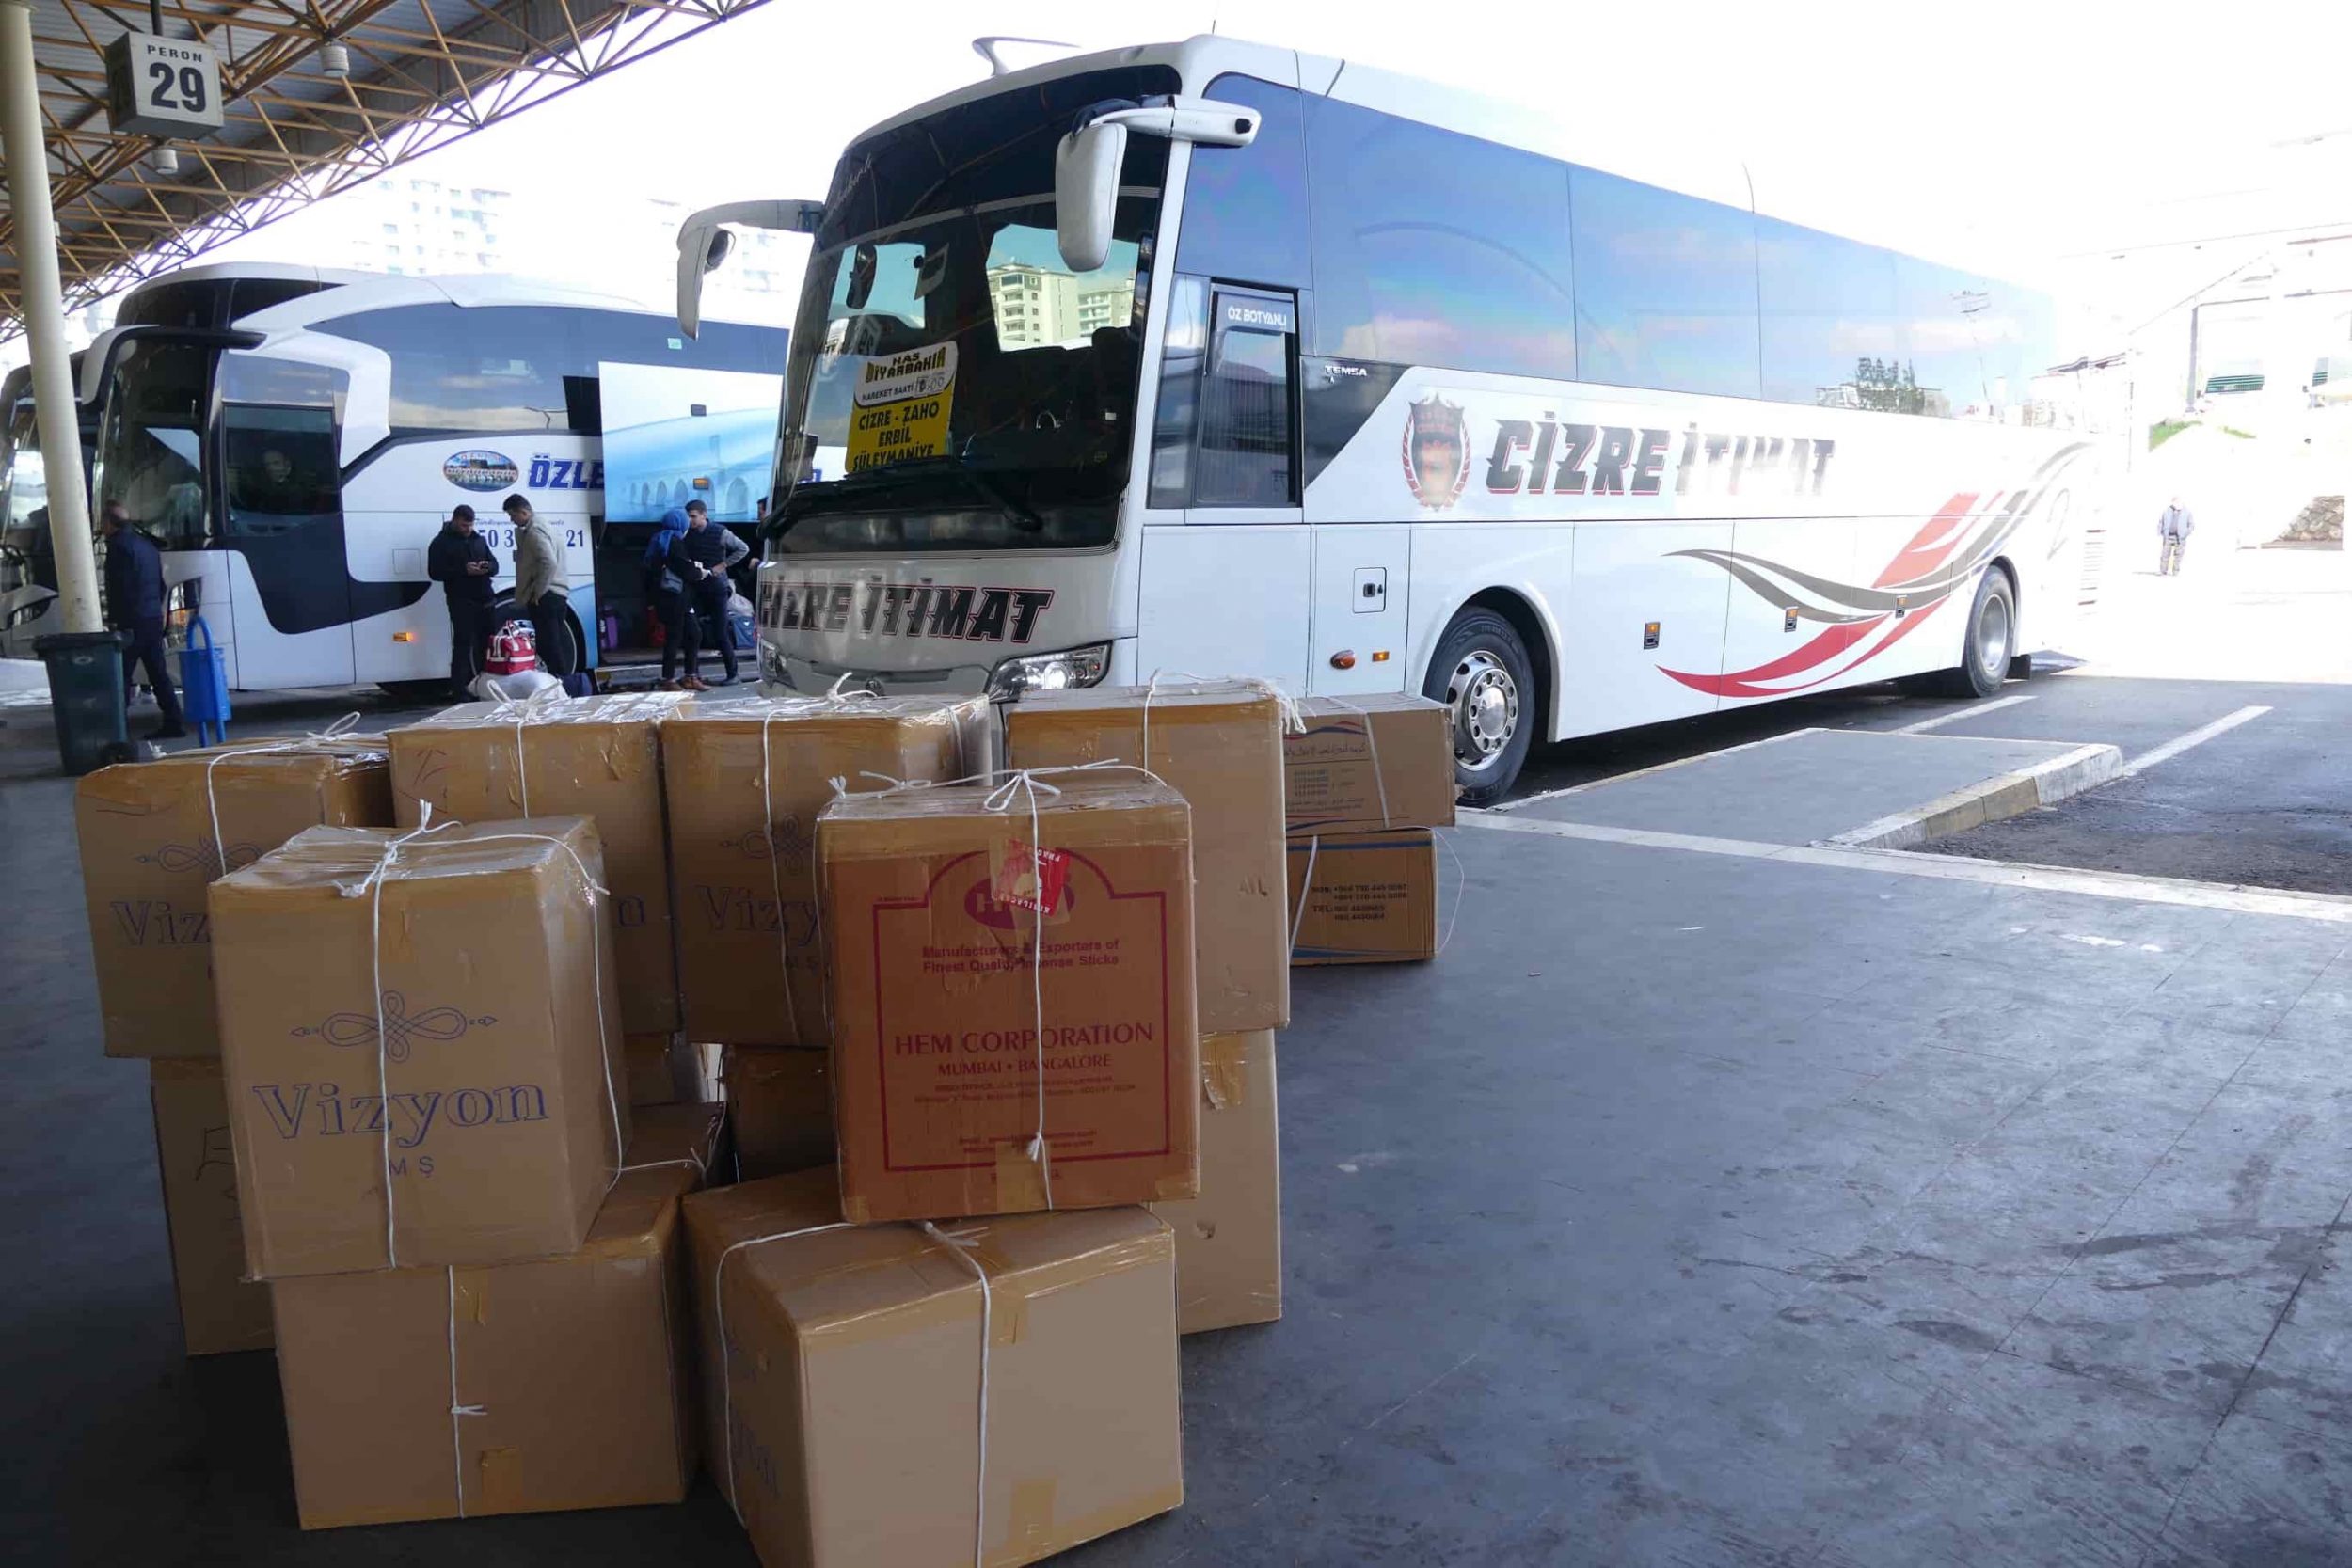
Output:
top-left (1422, 607), bottom-right (1534, 808)
top-left (1915, 568), bottom-right (2016, 699)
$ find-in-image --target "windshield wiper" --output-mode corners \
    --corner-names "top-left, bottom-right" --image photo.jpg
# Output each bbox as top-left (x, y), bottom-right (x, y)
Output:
top-left (778, 455), bottom-right (1042, 535)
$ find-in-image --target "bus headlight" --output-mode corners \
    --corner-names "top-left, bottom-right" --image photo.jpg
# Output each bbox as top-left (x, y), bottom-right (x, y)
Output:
top-left (987, 642), bottom-right (1110, 702)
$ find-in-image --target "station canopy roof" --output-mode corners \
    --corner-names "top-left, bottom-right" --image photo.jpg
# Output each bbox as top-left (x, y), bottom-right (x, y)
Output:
top-left (0, 0), bottom-right (769, 342)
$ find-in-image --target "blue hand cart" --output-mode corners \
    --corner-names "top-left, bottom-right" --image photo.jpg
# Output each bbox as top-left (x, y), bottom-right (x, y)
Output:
top-left (178, 614), bottom-right (231, 745)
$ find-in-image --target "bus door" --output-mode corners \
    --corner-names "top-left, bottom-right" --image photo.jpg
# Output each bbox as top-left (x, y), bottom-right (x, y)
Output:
top-left (1136, 279), bottom-right (1310, 687)
top-left (215, 353), bottom-right (356, 686)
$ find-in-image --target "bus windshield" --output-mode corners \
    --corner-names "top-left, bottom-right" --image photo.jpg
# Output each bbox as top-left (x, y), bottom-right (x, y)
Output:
top-left (771, 66), bottom-right (1177, 555)
top-left (96, 339), bottom-right (215, 547)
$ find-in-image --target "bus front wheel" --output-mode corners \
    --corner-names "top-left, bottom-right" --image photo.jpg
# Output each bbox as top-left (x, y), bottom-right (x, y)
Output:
top-left (1422, 608), bottom-right (1534, 808)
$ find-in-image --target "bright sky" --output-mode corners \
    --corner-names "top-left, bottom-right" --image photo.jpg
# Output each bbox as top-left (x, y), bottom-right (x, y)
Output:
top-left (31, 0), bottom-right (2352, 362)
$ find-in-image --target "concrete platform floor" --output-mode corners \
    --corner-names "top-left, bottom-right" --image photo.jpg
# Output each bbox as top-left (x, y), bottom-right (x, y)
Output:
top-left (1503, 726), bottom-right (2110, 847)
top-left (10, 767), bottom-right (2352, 1565)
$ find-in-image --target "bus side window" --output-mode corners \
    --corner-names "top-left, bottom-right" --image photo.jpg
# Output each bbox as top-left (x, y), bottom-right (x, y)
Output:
top-left (1146, 277), bottom-right (1210, 507)
top-left (1195, 294), bottom-right (1295, 507)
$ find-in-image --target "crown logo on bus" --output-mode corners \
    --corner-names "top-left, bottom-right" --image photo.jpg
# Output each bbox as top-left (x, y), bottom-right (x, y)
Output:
top-left (442, 450), bottom-right (519, 493)
top-left (1403, 395), bottom-right (1470, 511)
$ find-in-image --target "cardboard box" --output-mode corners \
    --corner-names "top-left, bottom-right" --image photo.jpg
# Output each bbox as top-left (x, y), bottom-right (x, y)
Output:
top-left (273, 1102), bottom-right (723, 1529)
top-left (624, 1033), bottom-right (723, 1108)
top-left (209, 816), bottom-right (631, 1277)
top-left (682, 1171), bottom-right (1183, 1567)
top-left (1007, 680), bottom-right (1289, 1033)
top-left (819, 775), bottom-right (1200, 1222)
top-left (1149, 1030), bottom-right (1281, 1333)
top-left (75, 737), bottom-right (392, 1058)
top-left (1285, 692), bottom-right (1458, 834)
top-left (149, 1059), bottom-right (272, 1355)
top-left (723, 1045), bottom-right (834, 1180)
top-left (389, 692), bottom-right (687, 1034)
top-left (1287, 829), bottom-right (1439, 965)
top-left (660, 696), bottom-right (982, 1047)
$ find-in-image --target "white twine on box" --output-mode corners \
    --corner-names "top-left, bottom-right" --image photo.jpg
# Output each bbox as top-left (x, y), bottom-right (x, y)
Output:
top-left (483, 683), bottom-right (573, 817)
top-left (712, 1220), bottom-right (852, 1522)
top-left (446, 1264), bottom-right (487, 1516)
top-left (201, 711), bottom-right (379, 881)
top-left (1287, 834), bottom-right (1320, 958)
top-left (334, 805), bottom-right (626, 1267)
top-left (1315, 694), bottom-right (1391, 829)
top-left (739, 679), bottom-right (884, 1045)
top-left (1434, 825), bottom-right (1468, 957)
top-left (1137, 671), bottom-right (1303, 792)
top-left (919, 1221), bottom-right (996, 1568)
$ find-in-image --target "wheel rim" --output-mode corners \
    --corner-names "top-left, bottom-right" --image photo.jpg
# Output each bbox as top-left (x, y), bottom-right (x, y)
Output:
top-left (1976, 591), bottom-right (2012, 681)
top-left (1444, 649), bottom-right (1519, 774)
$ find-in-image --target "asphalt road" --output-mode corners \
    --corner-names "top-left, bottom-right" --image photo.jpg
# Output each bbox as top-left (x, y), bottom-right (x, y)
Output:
top-left (1507, 666), bottom-right (2352, 896)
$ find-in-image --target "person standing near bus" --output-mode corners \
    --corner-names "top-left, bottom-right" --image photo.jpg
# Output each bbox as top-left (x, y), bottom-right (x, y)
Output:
top-left (2157, 496), bottom-right (2195, 577)
top-left (99, 502), bottom-right (185, 740)
top-left (664, 500), bottom-right (742, 689)
top-left (427, 503), bottom-right (497, 698)
top-left (506, 493), bottom-right (576, 677)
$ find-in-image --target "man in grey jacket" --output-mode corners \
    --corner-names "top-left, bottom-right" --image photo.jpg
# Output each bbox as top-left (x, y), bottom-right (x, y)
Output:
top-left (2158, 496), bottom-right (2195, 577)
top-left (505, 493), bottom-right (577, 675)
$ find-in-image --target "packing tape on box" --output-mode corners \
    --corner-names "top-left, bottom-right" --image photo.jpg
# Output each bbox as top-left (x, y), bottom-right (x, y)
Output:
top-left (201, 712), bottom-right (387, 879)
top-left (1201, 1033), bottom-right (1250, 1112)
top-left (334, 805), bottom-right (625, 1268)
top-left (829, 759), bottom-right (1182, 1212)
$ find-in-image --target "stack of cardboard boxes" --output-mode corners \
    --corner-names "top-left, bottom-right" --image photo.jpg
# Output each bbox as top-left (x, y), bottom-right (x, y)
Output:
top-left (68, 670), bottom-right (1361, 1560)
top-left (208, 814), bottom-right (724, 1526)
top-left (1280, 693), bottom-right (1458, 965)
top-left (75, 736), bottom-right (394, 1354)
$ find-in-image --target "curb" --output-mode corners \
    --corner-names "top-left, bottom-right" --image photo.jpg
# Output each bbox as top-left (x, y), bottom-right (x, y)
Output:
top-left (1819, 741), bottom-right (2122, 850)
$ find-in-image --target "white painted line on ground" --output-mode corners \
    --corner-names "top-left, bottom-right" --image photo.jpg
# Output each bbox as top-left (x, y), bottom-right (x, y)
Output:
top-left (1484, 726), bottom-right (1820, 814)
top-left (2118, 705), bottom-right (2272, 778)
top-left (1890, 693), bottom-right (2036, 734)
top-left (1821, 741), bottom-right (2122, 851)
top-left (1459, 808), bottom-right (2352, 924)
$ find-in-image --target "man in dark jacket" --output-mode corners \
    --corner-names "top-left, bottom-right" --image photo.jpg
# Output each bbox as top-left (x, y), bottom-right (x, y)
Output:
top-left (427, 504), bottom-right (499, 697)
top-left (101, 502), bottom-right (184, 738)
top-left (665, 503), bottom-right (740, 689)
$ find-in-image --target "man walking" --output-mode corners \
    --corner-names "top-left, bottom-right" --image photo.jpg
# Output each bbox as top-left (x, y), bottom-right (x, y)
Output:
top-left (100, 502), bottom-right (185, 740)
top-left (427, 503), bottom-right (497, 698)
top-left (505, 493), bottom-right (576, 677)
top-left (664, 499), bottom-right (745, 689)
top-left (2157, 495), bottom-right (2195, 576)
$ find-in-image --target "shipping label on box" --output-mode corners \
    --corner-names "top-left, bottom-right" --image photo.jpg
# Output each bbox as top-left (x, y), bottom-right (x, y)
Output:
top-left (683, 1176), bottom-right (1183, 1568)
top-left (1287, 830), bottom-right (1439, 965)
top-left (76, 738), bottom-right (392, 1058)
top-left (1008, 680), bottom-right (1289, 1034)
top-left (660, 696), bottom-right (981, 1048)
top-left (819, 775), bottom-right (1200, 1222)
top-left (209, 817), bottom-right (630, 1277)
top-left (723, 1044), bottom-right (834, 1180)
top-left (1285, 693), bottom-right (1458, 834)
top-left (1149, 1030), bottom-right (1282, 1334)
top-left (149, 1058), bottom-right (273, 1355)
top-left (273, 1102), bottom-right (723, 1529)
top-left (390, 692), bottom-right (687, 1034)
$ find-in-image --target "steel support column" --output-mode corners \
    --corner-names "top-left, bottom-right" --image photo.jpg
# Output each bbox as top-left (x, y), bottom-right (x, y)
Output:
top-left (1, 0), bottom-right (102, 634)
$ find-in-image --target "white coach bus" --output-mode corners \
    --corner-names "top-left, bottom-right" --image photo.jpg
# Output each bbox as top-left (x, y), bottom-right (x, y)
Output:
top-left (0, 263), bottom-right (784, 688)
top-left (689, 35), bottom-right (2104, 802)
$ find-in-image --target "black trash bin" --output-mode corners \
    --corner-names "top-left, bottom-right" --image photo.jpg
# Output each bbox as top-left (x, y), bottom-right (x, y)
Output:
top-left (35, 630), bottom-right (129, 776)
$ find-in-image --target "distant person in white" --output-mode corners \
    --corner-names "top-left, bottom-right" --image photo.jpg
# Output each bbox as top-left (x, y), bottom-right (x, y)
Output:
top-left (2157, 497), bottom-right (2195, 577)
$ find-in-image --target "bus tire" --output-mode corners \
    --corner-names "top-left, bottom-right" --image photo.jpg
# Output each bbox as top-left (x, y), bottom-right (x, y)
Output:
top-left (1928, 568), bottom-right (2016, 699)
top-left (1422, 607), bottom-right (1535, 808)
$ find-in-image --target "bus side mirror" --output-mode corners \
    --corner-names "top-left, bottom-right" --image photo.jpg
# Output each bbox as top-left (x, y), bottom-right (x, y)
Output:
top-left (1056, 98), bottom-right (1259, 275)
top-left (1055, 121), bottom-right (1126, 274)
top-left (675, 199), bottom-right (825, 338)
